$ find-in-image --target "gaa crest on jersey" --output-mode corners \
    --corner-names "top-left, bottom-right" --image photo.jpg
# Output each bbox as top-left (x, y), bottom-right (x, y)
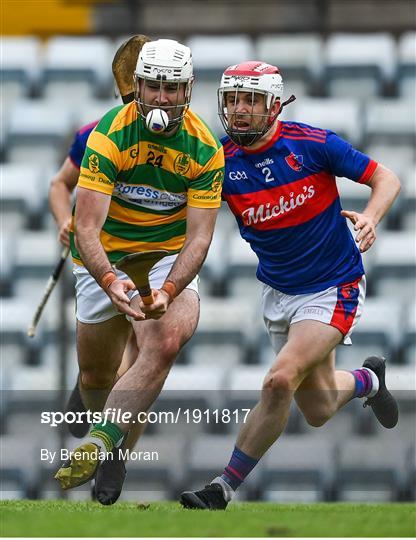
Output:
top-left (88, 153), bottom-right (100, 173)
top-left (174, 153), bottom-right (191, 175)
top-left (285, 152), bottom-right (303, 172)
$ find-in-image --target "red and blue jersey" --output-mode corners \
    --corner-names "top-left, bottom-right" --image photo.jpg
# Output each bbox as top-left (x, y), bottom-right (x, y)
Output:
top-left (68, 120), bottom-right (99, 169)
top-left (221, 121), bottom-right (378, 294)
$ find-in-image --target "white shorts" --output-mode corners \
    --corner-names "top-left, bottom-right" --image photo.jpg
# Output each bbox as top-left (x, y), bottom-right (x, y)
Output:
top-left (262, 275), bottom-right (366, 354)
top-left (74, 254), bottom-right (199, 324)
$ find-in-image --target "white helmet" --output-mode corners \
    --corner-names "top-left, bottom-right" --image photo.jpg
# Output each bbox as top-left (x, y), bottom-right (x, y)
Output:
top-left (218, 61), bottom-right (284, 146)
top-left (134, 39), bottom-right (194, 128)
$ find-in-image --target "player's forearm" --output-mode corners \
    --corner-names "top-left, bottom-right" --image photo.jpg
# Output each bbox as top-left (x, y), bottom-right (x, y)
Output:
top-left (76, 228), bottom-right (113, 284)
top-left (165, 236), bottom-right (212, 295)
top-left (49, 181), bottom-right (73, 227)
top-left (364, 166), bottom-right (401, 226)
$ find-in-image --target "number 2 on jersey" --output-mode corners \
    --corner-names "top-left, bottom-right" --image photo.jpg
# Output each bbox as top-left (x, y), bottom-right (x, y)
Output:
top-left (262, 166), bottom-right (275, 183)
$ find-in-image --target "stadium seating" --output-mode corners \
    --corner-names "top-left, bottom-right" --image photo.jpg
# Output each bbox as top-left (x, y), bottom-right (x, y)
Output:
top-left (0, 31), bottom-right (414, 503)
top-left (335, 436), bottom-right (411, 501)
top-left (324, 33), bottom-right (396, 98)
top-left (255, 34), bottom-right (324, 96)
top-left (186, 35), bottom-right (255, 79)
top-left (40, 36), bottom-right (113, 99)
top-left (398, 32), bottom-right (416, 98)
top-left (261, 435), bottom-right (336, 502)
top-left (290, 98), bottom-right (363, 146)
top-left (0, 37), bottom-right (42, 94)
top-left (364, 98), bottom-right (416, 146)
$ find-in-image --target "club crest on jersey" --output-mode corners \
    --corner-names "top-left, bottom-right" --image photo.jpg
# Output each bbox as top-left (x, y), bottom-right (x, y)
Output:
top-left (174, 153), bottom-right (191, 175)
top-left (88, 153), bottom-right (100, 173)
top-left (285, 152), bottom-right (303, 172)
top-left (211, 170), bottom-right (224, 192)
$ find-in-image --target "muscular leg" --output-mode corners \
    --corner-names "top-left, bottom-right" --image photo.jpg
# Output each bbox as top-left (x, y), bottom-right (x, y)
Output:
top-left (103, 290), bottom-right (199, 432)
top-left (77, 315), bottom-right (131, 412)
top-left (295, 348), bottom-right (356, 427)
top-left (236, 320), bottom-right (343, 459)
top-left (116, 333), bottom-right (146, 452)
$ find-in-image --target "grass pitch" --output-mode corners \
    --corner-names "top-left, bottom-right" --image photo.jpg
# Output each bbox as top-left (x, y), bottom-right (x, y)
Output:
top-left (1, 500), bottom-right (415, 537)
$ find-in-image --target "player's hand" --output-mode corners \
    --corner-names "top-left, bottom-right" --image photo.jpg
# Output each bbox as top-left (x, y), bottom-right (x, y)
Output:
top-left (107, 279), bottom-right (145, 321)
top-left (58, 218), bottom-right (72, 247)
top-left (341, 210), bottom-right (377, 253)
top-left (139, 289), bottom-right (170, 320)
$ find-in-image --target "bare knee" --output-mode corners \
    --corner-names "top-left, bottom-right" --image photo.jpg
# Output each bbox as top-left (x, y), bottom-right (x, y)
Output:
top-left (80, 368), bottom-right (117, 390)
top-left (262, 368), bottom-right (296, 399)
top-left (143, 333), bottom-right (182, 368)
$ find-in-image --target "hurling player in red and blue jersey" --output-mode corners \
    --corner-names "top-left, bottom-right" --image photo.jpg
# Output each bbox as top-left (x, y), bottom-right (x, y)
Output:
top-left (180, 61), bottom-right (401, 510)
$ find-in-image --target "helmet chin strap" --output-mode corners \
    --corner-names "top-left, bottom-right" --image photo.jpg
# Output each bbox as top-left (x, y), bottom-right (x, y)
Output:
top-left (278, 94), bottom-right (296, 114)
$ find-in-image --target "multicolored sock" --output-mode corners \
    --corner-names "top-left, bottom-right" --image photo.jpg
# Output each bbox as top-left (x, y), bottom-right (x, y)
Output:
top-left (221, 446), bottom-right (259, 491)
top-left (351, 368), bottom-right (378, 398)
top-left (89, 421), bottom-right (124, 453)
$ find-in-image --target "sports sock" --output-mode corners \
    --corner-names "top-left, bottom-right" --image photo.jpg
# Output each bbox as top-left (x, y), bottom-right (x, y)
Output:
top-left (351, 368), bottom-right (379, 398)
top-left (221, 446), bottom-right (259, 491)
top-left (89, 421), bottom-right (124, 453)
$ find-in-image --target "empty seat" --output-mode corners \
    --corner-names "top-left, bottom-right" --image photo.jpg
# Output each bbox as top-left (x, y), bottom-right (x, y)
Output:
top-left (0, 163), bottom-right (49, 229)
top-left (41, 36), bottom-right (113, 99)
top-left (398, 32), bottom-right (416, 98)
top-left (7, 99), bottom-right (73, 145)
top-left (352, 297), bottom-right (404, 357)
top-left (187, 35), bottom-right (255, 79)
top-left (261, 435), bottom-right (336, 502)
top-left (189, 297), bottom-right (256, 366)
top-left (227, 231), bottom-right (260, 300)
top-left (15, 231), bottom-right (59, 278)
top-left (324, 33), bottom-right (396, 98)
top-left (255, 34), bottom-right (324, 96)
top-left (290, 98), bottom-right (362, 147)
top-left (0, 37), bottom-right (41, 91)
top-left (0, 235), bottom-right (17, 297)
top-left (6, 99), bottom-right (73, 165)
top-left (363, 143), bottom-right (415, 181)
top-left (336, 436), bottom-right (410, 501)
top-left (75, 98), bottom-right (120, 129)
top-left (371, 232), bottom-right (415, 300)
top-left (364, 99), bottom-right (415, 146)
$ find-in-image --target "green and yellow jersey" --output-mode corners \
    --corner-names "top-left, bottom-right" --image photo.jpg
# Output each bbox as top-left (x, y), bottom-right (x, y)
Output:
top-left (70, 101), bottom-right (224, 265)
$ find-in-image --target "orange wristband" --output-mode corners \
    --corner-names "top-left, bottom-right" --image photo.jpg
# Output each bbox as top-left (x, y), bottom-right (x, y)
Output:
top-left (100, 271), bottom-right (117, 289)
top-left (161, 280), bottom-right (177, 304)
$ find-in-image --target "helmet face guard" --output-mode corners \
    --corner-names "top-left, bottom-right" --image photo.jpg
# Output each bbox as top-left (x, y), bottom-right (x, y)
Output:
top-left (218, 61), bottom-right (284, 146)
top-left (134, 39), bottom-right (194, 130)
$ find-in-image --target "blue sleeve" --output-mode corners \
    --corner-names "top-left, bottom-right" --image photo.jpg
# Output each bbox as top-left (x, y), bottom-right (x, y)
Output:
top-left (323, 131), bottom-right (376, 183)
top-left (68, 131), bottom-right (86, 169)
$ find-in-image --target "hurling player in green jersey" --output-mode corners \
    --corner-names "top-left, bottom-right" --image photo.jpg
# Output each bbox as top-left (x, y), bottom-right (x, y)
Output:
top-left (55, 39), bottom-right (225, 502)
top-left (49, 35), bottom-right (156, 505)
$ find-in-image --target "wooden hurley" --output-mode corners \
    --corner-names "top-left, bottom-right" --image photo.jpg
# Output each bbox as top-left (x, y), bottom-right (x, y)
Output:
top-left (115, 250), bottom-right (170, 305)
